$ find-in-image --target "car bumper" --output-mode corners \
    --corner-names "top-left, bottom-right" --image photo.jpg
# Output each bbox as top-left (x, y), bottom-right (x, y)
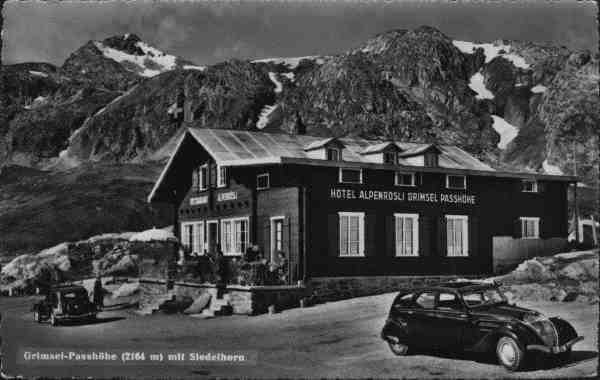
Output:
top-left (527, 336), bottom-right (584, 354)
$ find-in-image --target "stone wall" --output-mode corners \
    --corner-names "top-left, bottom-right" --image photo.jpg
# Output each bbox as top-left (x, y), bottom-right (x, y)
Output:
top-left (308, 275), bottom-right (476, 303)
top-left (139, 279), bottom-right (169, 310)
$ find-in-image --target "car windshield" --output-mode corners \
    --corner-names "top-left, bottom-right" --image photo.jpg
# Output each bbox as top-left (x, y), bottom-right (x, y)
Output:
top-left (462, 288), bottom-right (506, 307)
top-left (61, 290), bottom-right (87, 300)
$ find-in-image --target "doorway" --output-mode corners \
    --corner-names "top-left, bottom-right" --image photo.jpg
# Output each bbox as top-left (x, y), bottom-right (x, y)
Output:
top-left (207, 220), bottom-right (219, 254)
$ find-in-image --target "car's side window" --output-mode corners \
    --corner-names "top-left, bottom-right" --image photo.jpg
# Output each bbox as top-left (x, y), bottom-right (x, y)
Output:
top-left (437, 292), bottom-right (462, 311)
top-left (415, 292), bottom-right (436, 309)
top-left (463, 292), bottom-right (484, 307)
top-left (394, 293), bottom-right (415, 308)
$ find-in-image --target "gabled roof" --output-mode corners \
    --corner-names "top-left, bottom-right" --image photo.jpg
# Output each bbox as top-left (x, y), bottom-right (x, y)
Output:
top-left (303, 137), bottom-right (344, 151)
top-left (360, 141), bottom-right (403, 155)
top-left (148, 128), bottom-right (576, 202)
top-left (398, 144), bottom-right (441, 158)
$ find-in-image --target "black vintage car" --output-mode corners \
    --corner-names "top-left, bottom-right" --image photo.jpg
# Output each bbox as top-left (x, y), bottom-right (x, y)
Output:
top-left (32, 285), bottom-right (97, 326)
top-left (381, 281), bottom-right (583, 371)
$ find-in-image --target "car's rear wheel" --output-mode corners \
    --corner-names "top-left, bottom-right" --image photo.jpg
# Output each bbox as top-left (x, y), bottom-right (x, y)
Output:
top-left (388, 341), bottom-right (409, 356)
top-left (496, 336), bottom-right (524, 371)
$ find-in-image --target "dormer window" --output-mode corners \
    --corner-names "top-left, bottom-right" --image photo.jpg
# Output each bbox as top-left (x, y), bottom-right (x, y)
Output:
top-left (522, 180), bottom-right (538, 193)
top-left (327, 147), bottom-right (341, 161)
top-left (383, 151), bottom-right (397, 164)
top-left (424, 151), bottom-right (439, 167)
top-left (217, 166), bottom-right (227, 188)
top-left (197, 164), bottom-right (209, 191)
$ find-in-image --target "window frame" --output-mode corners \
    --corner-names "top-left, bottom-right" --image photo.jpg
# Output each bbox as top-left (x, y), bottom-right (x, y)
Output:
top-left (217, 166), bottom-right (227, 188)
top-left (256, 173), bottom-right (270, 190)
top-left (519, 217), bottom-right (540, 239)
top-left (180, 221), bottom-right (204, 255)
top-left (220, 216), bottom-right (249, 256)
top-left (395, 171), bottom-right (416, 187)
top-left (270, 216), bottom-right (285, 263)
top-left (394, 213), bottom-right (419, 257)
top-left (445, 214), bottom-right (469, 257)
top-left (338, 211), bottom-right (365, 257)
top-left (521, 180), bottom-right (538, 193)
top-left (445, 174), bottom-right (466, 190)
top-left (338, 168), bottom-right (363, 184)
top-left (326, 147), bottom-right (341, 161)
top-left (198, 164), bottom-right (209, 191)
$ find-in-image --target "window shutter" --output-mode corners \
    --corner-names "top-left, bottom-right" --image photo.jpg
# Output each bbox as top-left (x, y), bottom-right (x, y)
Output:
top-left (209, 164), bottom-right (217, 187)
top-left (513, 219), bottom-right (522, 238)
top-left (192, 168), bottom-right (199, 190)
top-left (469, 216), bottom-right (478, 257)
top-left (537, 181), bottom-right (545, 193)
top-left (437, 216), bottom-right (447, 257)
top-left (419, 216), bottom-right (431, 257)
top-left (385, 215), bottom-right (395, 257)
top-left (262, 217), bottom-right (271, 259)
top-left (365, 213), bottom-right (377, 257)
top-left (539, 217), bottom-right (547, 239)
top-left (328, 214), bottom-right (339, 257)
top-left (417, 172), bottom-right (424, 186)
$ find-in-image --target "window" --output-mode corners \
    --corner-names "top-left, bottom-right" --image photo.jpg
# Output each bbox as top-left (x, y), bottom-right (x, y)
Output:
top-left (394, 213), bottom-right (419, 256)
top-left (257, 173), bottom-right (270, 190)
top-left (181, 222), bottom-right (204, 255)
top-left (393, 293), bottom-right (415, 308)
top-left (383, 151), bottom-right (397, 164)
top-left (339, 168), bottom-right (363, 184)
top-left (446, 175), bottom-right (466, 190)
top-left (395, 172), bottom-right (416, 187)
top-left (327, 147), bottom-right (341, 161)
top-left (522, 180), bottom-right (538, 193)
top-left (198, 164), bottom-right (209, 191)
top-left (217, 166), bottom-right (227, 188)
top-left (221, 217), bottom-right (249, 255)
top-left (270, 217), bottom-right (284, 261)
top-left (520, 217), bottom-right (540, 239)
top-left (415, 292), bottom-right (436, 309)
top-left (424, 152), bottom-right (438, 167)
top-left (338, 212), bottom-right (365, 257)
top-left (446, 215), bottom-right (469, 257)
top-left (437, 293), bottom-right (461, 311)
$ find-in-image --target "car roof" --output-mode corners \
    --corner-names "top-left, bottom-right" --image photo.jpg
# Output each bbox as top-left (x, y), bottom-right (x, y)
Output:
top-left (403, 281), bottom-right (498, 295)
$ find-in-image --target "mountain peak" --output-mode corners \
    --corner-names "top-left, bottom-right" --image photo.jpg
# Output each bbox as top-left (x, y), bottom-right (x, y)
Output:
top-left (102, 34), bottom-right (145, 56)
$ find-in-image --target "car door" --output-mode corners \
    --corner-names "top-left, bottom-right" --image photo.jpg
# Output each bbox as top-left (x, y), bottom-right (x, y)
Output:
top-left (432, 292), bottom-right (471, 348)
top-left (408, 291), bottom-right (441, 348)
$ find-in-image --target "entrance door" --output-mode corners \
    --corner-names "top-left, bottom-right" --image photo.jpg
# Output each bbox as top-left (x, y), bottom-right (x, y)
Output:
top-left (207, 221), bottom-right (218, 254)
top-left (270, 217), bottom-right (285, 263)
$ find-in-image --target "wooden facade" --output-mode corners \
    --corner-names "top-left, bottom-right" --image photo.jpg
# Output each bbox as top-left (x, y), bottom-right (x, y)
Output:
top-left (150, 129), bottom-right (574, 284)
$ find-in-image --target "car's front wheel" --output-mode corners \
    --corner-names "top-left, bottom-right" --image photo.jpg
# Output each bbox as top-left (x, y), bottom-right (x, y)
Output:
top-left (496, 336), bottom-right (525, 371)
top-left (388, 341), bottom-right (409, 356)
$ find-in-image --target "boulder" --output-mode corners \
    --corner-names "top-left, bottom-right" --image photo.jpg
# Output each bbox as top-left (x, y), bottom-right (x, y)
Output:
top-left (183, 293), bottom-right (212, 314)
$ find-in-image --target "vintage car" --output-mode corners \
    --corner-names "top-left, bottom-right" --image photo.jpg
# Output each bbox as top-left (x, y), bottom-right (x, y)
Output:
top-left (32, 285), bottom-right (97, 326)
top-left (381, 281), bottom-right (583, 371)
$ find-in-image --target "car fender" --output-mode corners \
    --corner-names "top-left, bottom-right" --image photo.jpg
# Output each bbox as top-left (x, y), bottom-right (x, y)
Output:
top-left (381, 317), bottom-right (410, 343)
top-left (471, 322), bottom-right (543, 352)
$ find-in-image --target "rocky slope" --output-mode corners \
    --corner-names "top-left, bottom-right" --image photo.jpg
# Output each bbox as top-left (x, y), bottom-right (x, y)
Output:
top-left (0, 27), bottom-right (597, 259)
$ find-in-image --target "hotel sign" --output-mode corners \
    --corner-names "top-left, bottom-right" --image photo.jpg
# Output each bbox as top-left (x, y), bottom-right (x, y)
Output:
top-left (190, 196), bottom-right (208, 205)
top-left (217, 191), bottom-right (237, 202)
top-left (329, 188), bottom-right (476, 205)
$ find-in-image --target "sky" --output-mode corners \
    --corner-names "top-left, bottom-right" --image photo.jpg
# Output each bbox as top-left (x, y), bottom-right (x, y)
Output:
top-left (2, 0), bottom-right (598, 66)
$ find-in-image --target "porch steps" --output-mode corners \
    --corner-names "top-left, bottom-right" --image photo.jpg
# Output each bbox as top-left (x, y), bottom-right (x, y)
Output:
top-left (137, 291), bottom-right (176, 315)
top-left (192, 294), bottom-right (233, 319)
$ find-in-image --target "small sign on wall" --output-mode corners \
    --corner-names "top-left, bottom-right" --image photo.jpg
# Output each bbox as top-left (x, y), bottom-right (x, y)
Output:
top-left (217, 191), bottom-right (237, 202)
top-left (190, 196), bottom-right (208, 205)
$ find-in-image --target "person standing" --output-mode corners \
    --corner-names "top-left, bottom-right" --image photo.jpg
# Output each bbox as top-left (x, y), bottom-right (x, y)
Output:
top-left (93, 274), bottom-right (104, 310)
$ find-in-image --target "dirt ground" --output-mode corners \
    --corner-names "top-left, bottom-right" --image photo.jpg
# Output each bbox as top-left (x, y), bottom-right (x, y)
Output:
top-left (1, 293), bottom-right (597, 379)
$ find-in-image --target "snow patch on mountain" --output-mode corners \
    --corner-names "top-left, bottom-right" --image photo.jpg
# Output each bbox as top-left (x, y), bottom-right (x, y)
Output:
top-left (491, 115), bottom-right (519, 149)
top-left (543, 159), bottom-right (563, 175)
top-left (268, 72), bottom-right (283, 93)
top-left (257, 104), bottom-right (278, 129)
top-left (183, 65), bottom-right (206, 71)
top-left (252, 56), bottom-right (325, 69)
top-left (453, 40), bottom-right (530, 69)
top-left (282, 72), bottom-right (295, 81)
top-left (469, 72), bottom-right (494, 99)
top-left (531, 84), bottom-right (548, 93)
top-left (29, 70), bottom-right (48, 77)
top-left (94, 40), bottom-right (178, 77)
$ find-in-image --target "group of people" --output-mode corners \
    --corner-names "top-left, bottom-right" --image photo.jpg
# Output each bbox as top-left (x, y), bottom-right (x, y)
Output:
top-left (177, 243), bottom-right (288, 286)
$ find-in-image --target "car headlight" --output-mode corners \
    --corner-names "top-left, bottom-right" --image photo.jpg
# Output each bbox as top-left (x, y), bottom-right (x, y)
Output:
top-left (523, 314), bottom-right (558, 346)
